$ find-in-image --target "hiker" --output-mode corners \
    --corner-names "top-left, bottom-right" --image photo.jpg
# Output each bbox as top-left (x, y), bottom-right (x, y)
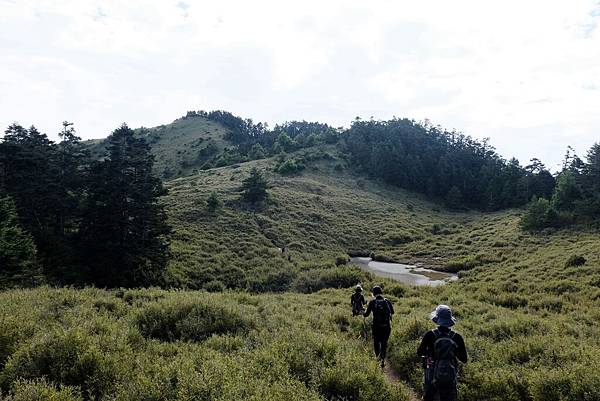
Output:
top-left (417, 305), bottom-right (467, 401)
top-left (363, 285), bottom-right (394, 367)
top-left (350, 284), bottom-right (367, 316)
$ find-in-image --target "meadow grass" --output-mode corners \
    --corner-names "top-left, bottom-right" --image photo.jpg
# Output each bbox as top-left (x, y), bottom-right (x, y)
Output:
top-left (0, 287), bottom-right (411, 401)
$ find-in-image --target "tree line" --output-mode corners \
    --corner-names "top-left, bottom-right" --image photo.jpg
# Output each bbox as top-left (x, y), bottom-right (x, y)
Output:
top-left (183, 110), bottom-right (341, 168)
top-left (343, 118), bottom-right (556, 210)
top-left (0, 123), bottom-right (170, 288)
top-left (520, 144), bottom-right (600, 230)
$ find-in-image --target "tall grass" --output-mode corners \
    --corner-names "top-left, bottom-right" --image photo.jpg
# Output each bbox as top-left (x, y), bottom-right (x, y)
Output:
top-left (0, 287), bottom-right (411, 401)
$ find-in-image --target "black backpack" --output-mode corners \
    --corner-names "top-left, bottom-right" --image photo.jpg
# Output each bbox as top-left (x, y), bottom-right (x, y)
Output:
top-left (432, 329), bottom-right (458, 387)
top-left (372, 298), bottom-right (391, 326)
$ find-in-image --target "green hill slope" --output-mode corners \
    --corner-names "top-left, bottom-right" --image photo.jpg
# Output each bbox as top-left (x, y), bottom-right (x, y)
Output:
top-left (162, 146), bottom-right (596, 289)
top-left (85, 116), bottom-right (234, 179)
top-left (160, 151), bottom-right (600, 400)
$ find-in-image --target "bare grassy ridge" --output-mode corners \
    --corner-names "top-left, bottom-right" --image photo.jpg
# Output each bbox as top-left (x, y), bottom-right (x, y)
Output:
top-left (85, 116), bottom-right (233, 179)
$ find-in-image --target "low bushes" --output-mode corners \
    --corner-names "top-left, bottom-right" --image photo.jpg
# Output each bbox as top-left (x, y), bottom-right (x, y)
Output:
top-left (0, 287), bottom-right (415, 401)
top-left (444, 253), bottom-right (501, 273)
top-left (135, 297), bottom-right (255, 342)
top-left (384, 231), bottom-right (417, 245)
top-left (0, 329), bottom-right (118, 400)
top-left (275, 158), bottom-right (305, 175)
top-left (565, 254), bottom-right (586, 267)
top-left (1, 379), bottom-right (82, 401)
top-left (291, 266), bottom-right (370, 293)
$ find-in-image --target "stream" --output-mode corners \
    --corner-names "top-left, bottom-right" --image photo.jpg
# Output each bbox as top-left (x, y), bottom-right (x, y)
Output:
top-left (350, 257), bottom-right (457, 286)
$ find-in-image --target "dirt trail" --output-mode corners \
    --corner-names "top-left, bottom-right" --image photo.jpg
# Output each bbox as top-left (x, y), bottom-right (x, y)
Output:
top-left (384, 359), bottom-right (421, 401)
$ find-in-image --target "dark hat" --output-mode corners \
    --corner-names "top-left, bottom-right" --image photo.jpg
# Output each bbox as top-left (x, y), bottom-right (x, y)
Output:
top-left (355, 284), bottom-right (363, 292)
top-left (372, 286), bottom-right (383, 295)
top-left (430, 304), bottom-right (456, 327)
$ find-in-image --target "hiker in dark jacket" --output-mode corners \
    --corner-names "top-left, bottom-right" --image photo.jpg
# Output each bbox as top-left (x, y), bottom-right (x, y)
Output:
top-left (350, 285), bottom-right (367, 316)
top-left (417, 305), bottom-right (467, 401)
top-left (363, 286), bottom-right (394, 367)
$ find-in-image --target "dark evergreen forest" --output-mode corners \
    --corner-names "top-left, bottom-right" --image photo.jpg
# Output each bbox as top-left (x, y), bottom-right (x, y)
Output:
top-left (0, 123), bottom-right (170, 287)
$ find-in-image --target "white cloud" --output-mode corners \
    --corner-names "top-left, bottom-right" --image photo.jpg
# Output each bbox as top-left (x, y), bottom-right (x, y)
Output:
top-left (1, 0), bottom-right (599, 168)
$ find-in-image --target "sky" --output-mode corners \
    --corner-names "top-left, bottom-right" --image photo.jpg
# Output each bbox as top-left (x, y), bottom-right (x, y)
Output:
top-left (1, 0), bottom-right (599, 170)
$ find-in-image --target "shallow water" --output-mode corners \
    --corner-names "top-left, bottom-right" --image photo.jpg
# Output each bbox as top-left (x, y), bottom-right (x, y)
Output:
top-left (350, 257), bottom-right (457, 286)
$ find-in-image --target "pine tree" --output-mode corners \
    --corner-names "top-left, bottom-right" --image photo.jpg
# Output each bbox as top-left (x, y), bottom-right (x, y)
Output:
top-left (583, 143), bottom-right (600, 194)
top-left (0, 124), bottom-right (57, 235)
top-left (0, 124), bottom-right (70, 279)
top-left (55, 122), bottom-right (89, 236)
top-left (206, 191), bottom-right (222, 212)
top-left (80, 124), bottom-right (171, 287)
top-left (240, 167), bottom-right (268, 204)
top-left (578, 143), bottom-right (600, 217)
top-left (551, 171), bottom-right (581, 212)
top-left (248, 143), bottom-right (266, 160)
top-left (0, 196), bottom-right (41, 287)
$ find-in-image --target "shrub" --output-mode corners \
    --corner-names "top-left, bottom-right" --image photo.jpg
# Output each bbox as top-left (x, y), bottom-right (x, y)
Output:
top-left (386, 284), bottom-right (407, 298)
top-left (335, 255), bottom-right (349, 266)
top-left (2, 379), bottom-right (82, 401)
top-left (275, 158), bottom-right (305, 175)
top-left (444, 253), bottom-right (501, 273)
top-left (0, 329), bottom-right (117, 400)
top-left (206, 191), bottom-right (222, 212)
top-left (384, 231), bottom-right (416, 245)
top-left (347, 250), bottom-right (371, 257)
top-left (247, 270), bottom-right (296, 293)
top-left (291, 266), bottom-right (370, 293)
top-left (372, 254), bottom-right (397, 263)
top-left (565, 254), bottom-right (586, 267)
top-left (135, 297), bottom-right (254, 342)
top-left (203, 280), bottom-right (226, 292)
top-left (519, 197), bottom-right (559, 230)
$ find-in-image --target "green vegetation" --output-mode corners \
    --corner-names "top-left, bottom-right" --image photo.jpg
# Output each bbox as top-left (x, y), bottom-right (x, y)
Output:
top-left (520, 144), bottom-right (600, 230)
top-left (0, 287), bottom-right (411, 401)
top-left (3, 110), bottom-right (600, 400)
top-left (80, 125), bottom-right (171, 287)
top-left (0, 123), bottom-right (170, 287)
top-left (0, 196), bottom-right (39, 288)
top-left (344, 119), bottom-right (556, 210)
top-left (240, 167), bottom-right (269, 204)
top-left (84, 116), bottom-right (233, 179)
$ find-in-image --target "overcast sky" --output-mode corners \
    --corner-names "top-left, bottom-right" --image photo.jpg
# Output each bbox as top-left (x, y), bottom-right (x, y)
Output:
top-left (1, 0), bottom-right (599, 169)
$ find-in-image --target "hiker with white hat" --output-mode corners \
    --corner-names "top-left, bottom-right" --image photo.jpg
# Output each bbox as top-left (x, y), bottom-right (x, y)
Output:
top-left (417, 305), bottom-right (467, 401)
top-left (350, 284), bottom-right (367, 316)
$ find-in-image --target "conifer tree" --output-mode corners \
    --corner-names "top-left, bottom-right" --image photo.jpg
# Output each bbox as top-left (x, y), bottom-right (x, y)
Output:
top-left (206, 191), bottom-right (222, 212)
top-left (240, 167), bottom-right (268, 204)
top-left (55, 122), bottom-right (89, 236)
top-left (80, 124), bottom-right (171, 287)
top-left (0, 196), bottom-right (40, 287)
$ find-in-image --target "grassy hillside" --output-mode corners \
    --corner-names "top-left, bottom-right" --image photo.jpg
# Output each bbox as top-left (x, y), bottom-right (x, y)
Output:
top-left (162, 146), bottom-right (547, 289)
top-left (85, 116), bottom-right (233, 179)
top-left (163, 147), bottom-right (454, 289)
